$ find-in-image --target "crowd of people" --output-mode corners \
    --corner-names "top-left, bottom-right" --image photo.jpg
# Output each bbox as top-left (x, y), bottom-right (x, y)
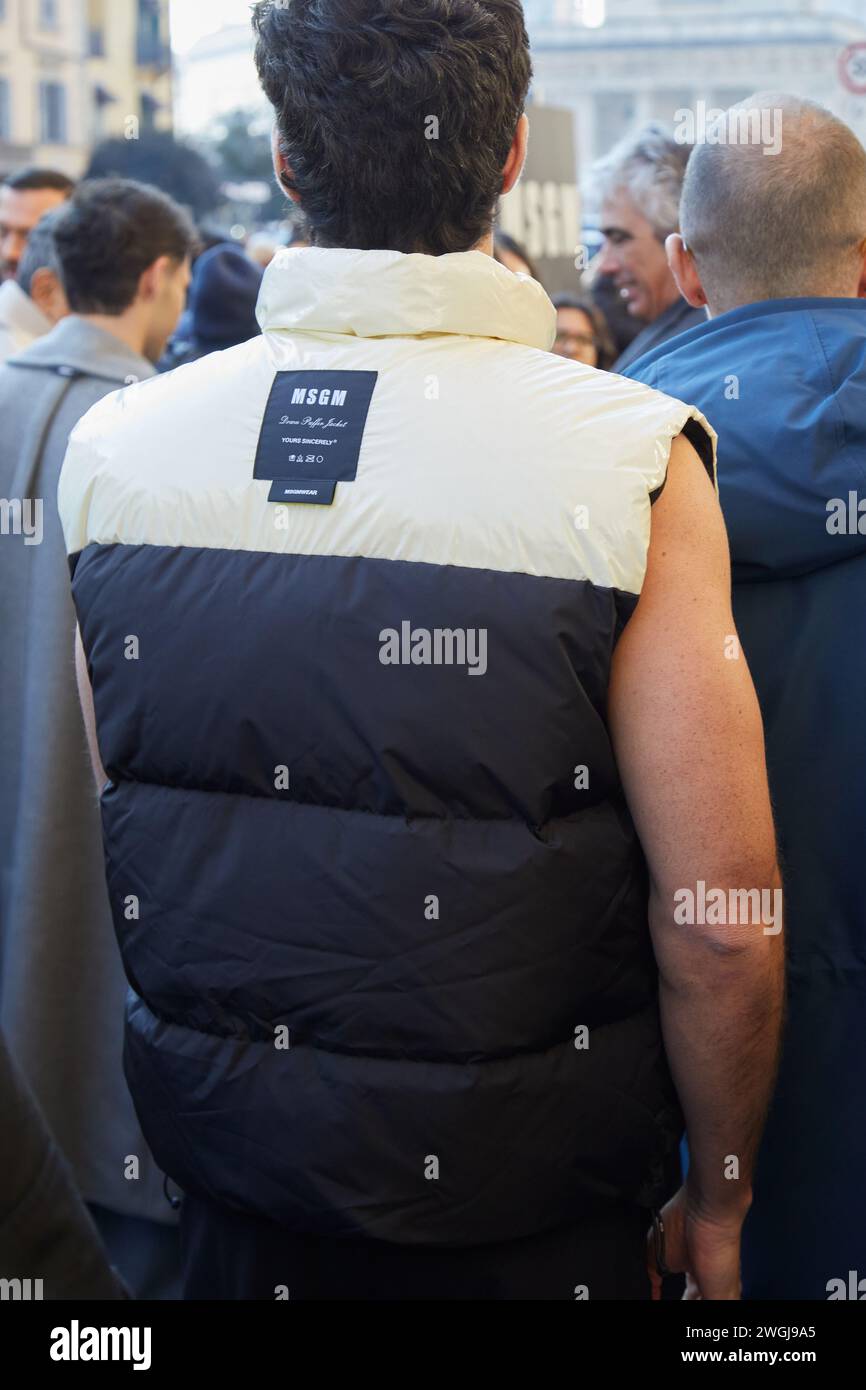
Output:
top-left (0, 127), bottom-right (700, 384)
top-left (0, 0), bottom-right (862, 1305)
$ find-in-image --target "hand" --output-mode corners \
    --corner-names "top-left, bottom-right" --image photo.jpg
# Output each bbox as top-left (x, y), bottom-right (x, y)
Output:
top-left (646, 1184), bottom-right (746, 1300)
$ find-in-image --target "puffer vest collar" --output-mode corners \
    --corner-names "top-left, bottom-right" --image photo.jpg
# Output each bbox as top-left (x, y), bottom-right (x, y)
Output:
top-left (256, 245), bottom-right (556, 349)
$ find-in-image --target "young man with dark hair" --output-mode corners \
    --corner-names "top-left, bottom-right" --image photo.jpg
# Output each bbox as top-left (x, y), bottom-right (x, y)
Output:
top-left (0, 178), bottom-right (194, 1299)
top-left (50, 178), bottom-right (193, 358)
top-left (0, 166), bottom-right (75, 281)
top-left (59, 4), bottom-right (782, 1300)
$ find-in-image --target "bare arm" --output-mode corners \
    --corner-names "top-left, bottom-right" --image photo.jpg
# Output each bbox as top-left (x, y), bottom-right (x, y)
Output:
top-left (609, 433), bottom-right (784, 1297)
top-left (75, 624), bottom-right (108, 792)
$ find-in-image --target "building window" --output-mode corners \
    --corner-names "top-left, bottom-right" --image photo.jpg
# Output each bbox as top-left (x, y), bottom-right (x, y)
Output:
top-left (91, 83), bottom-right (114, 141)
top-left (137, 0), bottom-right (165, 66)
top-left (39, 0), bottom-right (60, 28)
top-left (0, 78), bottom-right (10, 141)
top-left (88, 0), bottom-right (105, 55)
top-left (39, 81), bottom-right (67, 143)
top-left (140, 91), bottom-right (159, 133)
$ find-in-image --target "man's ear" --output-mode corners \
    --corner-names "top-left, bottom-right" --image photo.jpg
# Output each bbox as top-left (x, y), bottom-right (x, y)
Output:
top-left (29, 266), bottom-right (69, 323)
top-left (502, 113), bottom-right (529, 196)
top-left (138, 254), bottom-right (172, 303)
top-left (856, 238), bottom-right (866, 298)
top-left (666, 233), bottom-right (708, 310)
top-left (271, 126), bottom-right (302, 204)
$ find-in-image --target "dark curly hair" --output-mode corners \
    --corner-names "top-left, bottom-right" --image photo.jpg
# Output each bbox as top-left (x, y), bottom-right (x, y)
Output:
top-left (252, 0), bottom-right (531, 255)
top-left (52, 178), bottom-right (196, 315)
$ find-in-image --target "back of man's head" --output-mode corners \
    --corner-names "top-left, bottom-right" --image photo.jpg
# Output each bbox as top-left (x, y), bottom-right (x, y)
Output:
top-left (52, 178), bottom-right (195, 315)
top-left (681, 93), bottom-right (866, 313)
top-left (252, 0), bottom-right (531, 255)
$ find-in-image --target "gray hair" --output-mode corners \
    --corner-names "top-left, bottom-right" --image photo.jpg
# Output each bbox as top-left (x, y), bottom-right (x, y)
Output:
top-left (16, 207), bottom-right (64, 299)
top-left (681, 93), bottom-right (866, 312)
top-left (591, 122), bottom-right (691, 240)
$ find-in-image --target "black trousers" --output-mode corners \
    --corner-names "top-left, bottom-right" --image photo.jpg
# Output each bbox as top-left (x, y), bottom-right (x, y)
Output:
top-left (180, 1194), bottom-right (652, 1301)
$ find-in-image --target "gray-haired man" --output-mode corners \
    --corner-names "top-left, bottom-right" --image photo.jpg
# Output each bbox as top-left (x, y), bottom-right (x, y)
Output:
top-left (593, 123), bottom-right (706, 372)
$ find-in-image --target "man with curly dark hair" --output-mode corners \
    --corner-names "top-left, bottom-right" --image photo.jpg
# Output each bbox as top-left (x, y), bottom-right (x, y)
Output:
top-left (59, 3), bottom-right (781, 1301)
top-left (253, 0), bottom-right (531, 255)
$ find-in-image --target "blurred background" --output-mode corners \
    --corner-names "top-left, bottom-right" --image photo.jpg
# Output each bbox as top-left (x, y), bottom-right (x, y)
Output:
top-left (2, 0), bottom-right (866, 288)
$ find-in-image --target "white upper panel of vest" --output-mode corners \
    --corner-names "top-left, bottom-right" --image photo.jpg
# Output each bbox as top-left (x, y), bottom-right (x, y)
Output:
top-left (58, 249), bottom-right (715, 597)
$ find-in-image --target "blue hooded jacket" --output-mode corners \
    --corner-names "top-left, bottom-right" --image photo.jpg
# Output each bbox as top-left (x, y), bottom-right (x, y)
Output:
top-left (627, 297), bottom-right (866, 1300)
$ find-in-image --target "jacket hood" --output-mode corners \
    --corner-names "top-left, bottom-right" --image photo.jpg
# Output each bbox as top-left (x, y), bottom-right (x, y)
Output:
top-left (626, 297), bottom-right (866, 582)
top-left (256, 245), bottom-right (556, 349)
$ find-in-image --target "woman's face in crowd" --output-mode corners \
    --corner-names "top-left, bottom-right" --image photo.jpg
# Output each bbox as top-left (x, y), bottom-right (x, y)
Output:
top-left (497, 247), bottom-right (534, 278)
top-left (553, 308), bottom-right (599, 367)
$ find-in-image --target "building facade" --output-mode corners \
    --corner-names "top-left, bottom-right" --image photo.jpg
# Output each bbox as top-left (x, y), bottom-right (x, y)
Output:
top-left (0, 0), bottom-right (172, 179)
top-left (87, 0), bottom-right (172, 148)
top-left (524, 0), bottom-right (866, 180)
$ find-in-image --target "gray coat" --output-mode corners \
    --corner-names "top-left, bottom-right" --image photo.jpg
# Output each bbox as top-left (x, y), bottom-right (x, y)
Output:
top-left (0, 1027), bottom-right (127, 1297)
top-left (0, 317), bottom-right (172, 1225)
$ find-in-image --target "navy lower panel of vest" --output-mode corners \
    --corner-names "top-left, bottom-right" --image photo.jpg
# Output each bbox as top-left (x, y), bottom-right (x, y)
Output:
top-left (71, 541), bottom-right (682, 1245)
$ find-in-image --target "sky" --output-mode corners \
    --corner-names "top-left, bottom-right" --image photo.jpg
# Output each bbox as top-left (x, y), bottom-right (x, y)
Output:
top-left (170, 0), bottom-right (257, 55)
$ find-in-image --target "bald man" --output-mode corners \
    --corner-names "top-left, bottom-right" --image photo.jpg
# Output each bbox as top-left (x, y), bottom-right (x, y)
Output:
top-left (626, 93), bottom-right (866, 1300)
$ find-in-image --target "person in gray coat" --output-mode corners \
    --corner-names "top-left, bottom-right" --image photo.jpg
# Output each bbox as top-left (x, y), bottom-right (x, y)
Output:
top-left (0, 178), bottom-right (194, 1298)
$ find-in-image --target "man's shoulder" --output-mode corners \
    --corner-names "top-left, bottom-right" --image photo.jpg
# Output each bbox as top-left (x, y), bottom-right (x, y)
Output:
top-left (71, 336), bottom-right (269, 448)
top-left (624, 298), bottom-right (866, 387)
top-left (507, 350), bottom-right (717, 487)
top-left (564, 355), bottom-right (711, 434)
top-left (514, 344), bottom-right (694, 414)
top-left (0, 351), bottom-right (57, 405)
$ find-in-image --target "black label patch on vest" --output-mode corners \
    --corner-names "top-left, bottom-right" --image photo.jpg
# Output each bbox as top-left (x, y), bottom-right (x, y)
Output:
top-left (254, 370), bottom-right (378, 485)
top-left (268, 479), bottom-right (336, 506)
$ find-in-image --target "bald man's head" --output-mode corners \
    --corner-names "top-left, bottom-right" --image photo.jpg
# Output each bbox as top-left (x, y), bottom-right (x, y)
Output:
top-left (678, 94), bottom-right (866, 314)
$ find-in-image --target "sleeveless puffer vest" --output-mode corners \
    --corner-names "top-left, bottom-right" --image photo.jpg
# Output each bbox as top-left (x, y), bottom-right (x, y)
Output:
top-left (59, 248), bottom-right (715, 1246)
